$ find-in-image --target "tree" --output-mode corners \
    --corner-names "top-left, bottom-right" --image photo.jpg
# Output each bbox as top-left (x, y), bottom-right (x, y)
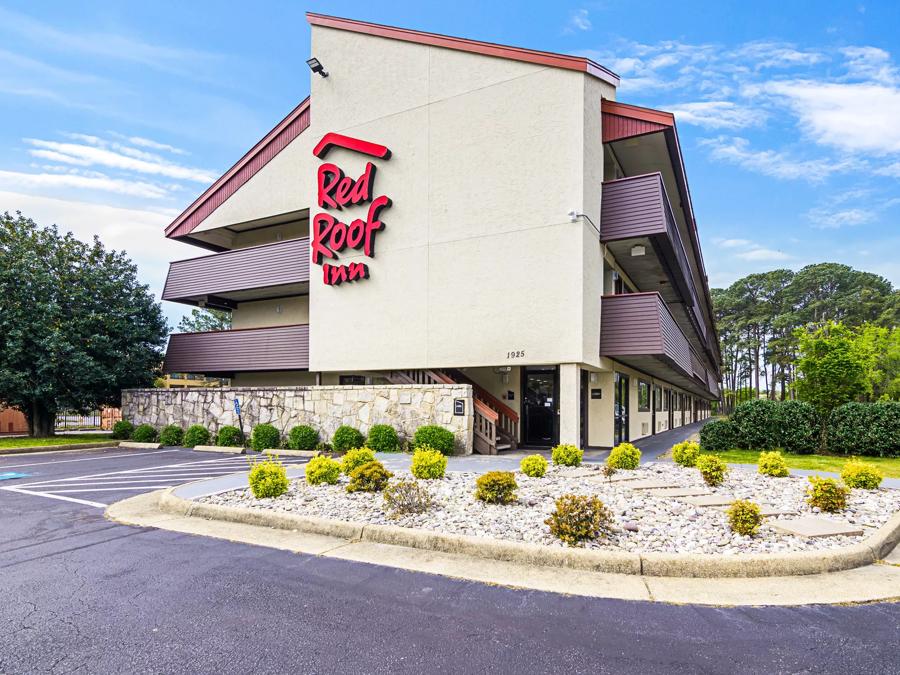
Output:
top-left (795, 321), bottom-right (868, 418)
top-left (855, 324), bottom-right (900, 401)
top-left (177, 308), bottom-right (231, 333)
top-left (0, 212), bottom-right (168, 436)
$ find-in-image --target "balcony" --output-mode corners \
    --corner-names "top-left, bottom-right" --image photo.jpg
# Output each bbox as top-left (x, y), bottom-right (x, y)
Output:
top-left (163, 324), bottom-right (309, 375)
top-left (162, 238), bottom-right (310, 310)
top-left (600, 293), bottom-right (716, 399)
top-left (601, 173), bottom-right (708, 353)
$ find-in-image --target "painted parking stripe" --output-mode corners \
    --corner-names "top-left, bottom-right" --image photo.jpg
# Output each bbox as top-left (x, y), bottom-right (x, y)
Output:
top-left (48, 486), bottom-right (173, 493)
top-left (1, 486), bottom-right (108, 508)
top-left (0, 449), bottom-right (181, 469)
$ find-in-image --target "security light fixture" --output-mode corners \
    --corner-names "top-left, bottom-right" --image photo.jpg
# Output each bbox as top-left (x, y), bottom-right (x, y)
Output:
top-left (631, 244), bottom-right (646, 257)
top-left (306, 57), bottom-right (329, 78)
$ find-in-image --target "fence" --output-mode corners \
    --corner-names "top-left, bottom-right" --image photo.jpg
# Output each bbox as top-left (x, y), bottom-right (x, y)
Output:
top-left (55, 408), bottom-right (122, 431)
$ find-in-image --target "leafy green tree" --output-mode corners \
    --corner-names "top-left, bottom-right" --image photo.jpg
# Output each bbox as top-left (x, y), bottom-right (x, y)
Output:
top-left (795, 322), bottom-right (868, 417)
top-left (0, 212), bottom-right (167, 436)
top-left (177, 307), bottom-right (231, 333)
top-left (855, 324), bottom-right (900, 401)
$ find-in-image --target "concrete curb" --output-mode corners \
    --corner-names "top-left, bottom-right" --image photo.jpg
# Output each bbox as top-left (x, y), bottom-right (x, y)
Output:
top-left (157, 487), bottom-right (900, 578)
top-left (0, 441), bottom-right (119, 455)
top-left (193, 445), bottom-right (245, 454)
top-left (118, 441), bottom-right (161, 450)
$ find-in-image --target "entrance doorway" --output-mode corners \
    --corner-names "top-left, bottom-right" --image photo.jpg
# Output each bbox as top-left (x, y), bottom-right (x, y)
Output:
top-left (614, 372), bottom-right (629, 445)
top-left (522, 366), bottom-right (558, 447)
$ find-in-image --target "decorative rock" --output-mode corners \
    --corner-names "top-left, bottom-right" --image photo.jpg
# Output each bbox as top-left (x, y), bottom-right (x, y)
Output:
top-left (682, 495), bottom-right (735, 507)
top-left (623, 521), bottom-right (639, 532)
top-left (645, 487), bottom-right (712, 498)
top-left (625, 479), bottom-right (672, 490)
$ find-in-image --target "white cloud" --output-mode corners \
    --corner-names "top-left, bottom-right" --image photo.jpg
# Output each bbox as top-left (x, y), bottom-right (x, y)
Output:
top-left (717, 238), bottom-right (753, 248)
top-left (732, 41), bottom-right (826, 70)
top-left (565, 9), bottom-right (592, 33)
top-left (666, 101), bottom-right (765, 129)
top-left (735, 247), bottom-right (792, 261)
top-left (807, 206), bottom-right (875, 229)
top-left (0, 169), bottom-right (169, 198)
top-left (699, 136), bottom-right (859, 181)
top-left (840, 46), bottom-right (897, 84)
top-left (128, 136), bottom-right (187, 155)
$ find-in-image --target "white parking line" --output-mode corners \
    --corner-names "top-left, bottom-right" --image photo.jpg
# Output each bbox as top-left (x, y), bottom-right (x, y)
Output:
top-left (1, 486), bottom-right (108, 508)
top-left (0, 449), bottom-right (181, 469)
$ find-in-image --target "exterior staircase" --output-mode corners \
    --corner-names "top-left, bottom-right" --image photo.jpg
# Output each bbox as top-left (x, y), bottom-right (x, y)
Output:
top-left (385, 369), bottom-right (519, 455)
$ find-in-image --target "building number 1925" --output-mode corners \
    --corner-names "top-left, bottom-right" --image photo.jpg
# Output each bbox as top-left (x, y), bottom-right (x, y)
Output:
top-left (506, 350), bottom-right (525, 359)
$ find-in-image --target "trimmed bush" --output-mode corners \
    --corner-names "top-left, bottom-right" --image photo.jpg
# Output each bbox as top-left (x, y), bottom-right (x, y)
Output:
top-left (607, 442), bottom-right (641, 470)
top-left (248, 458), bottom-right (289, 498)
top-left (520, 454), bottom-right (548, 478)
top-left (412, 425), bottom-right (455, 456)
top-left (545, 494), bottom-right (613, 547)
top-left (806, 476), bottom-right (849, 512)
top-left (183, 424), bottom-right (211, 448)
top-left (410, 447), bottom-right (446, 479)
top-left (314, 441), bottom-right (333, 454)
top-left (112, 420), bottom-right (134, 440)
top-left (731, 399), bottom-right (780, 450)
top-left (332, 425), bottom-right (365, 453)
top-left (341, 447), bottom-right (376, 475)
top-left (131, 424), bottom-right (157, 443)
top-left (474, 471), bottom-right (518, 504)
top-left (306, 455), bottom-right (341, 485)
top-left (727, 500), bottom-right (762, 536)
top-left (347, 460), bottom-right (393, 493)
top-left (367, 424), bottom-right (400, 453)
top-left (216, 425), bottom-right (243, 447)
top-left (696, 454), bottom-right (728, 486)
top-left (671, 440), bottom-right (700, 467)
top-left (383, 479), bottom-right (432, 517)
top-left (250, 423), bottom-right (281, 452)
top-left (772, 400), bottom-right (820, 454)
top-left (158, 425), bottom-right (183, 447)
top-left (287, 425), bottom-right (319, 451)
top-left (757, 450), bottom-right (789, 478)
top-left (551, 444), bottom-right (583, 467)
top-left (828, 402), bottom-right (900, 457)
top-left (840, 460), bottom-right (883, 490)
top-left (699, 419), bottom-right (738, 452)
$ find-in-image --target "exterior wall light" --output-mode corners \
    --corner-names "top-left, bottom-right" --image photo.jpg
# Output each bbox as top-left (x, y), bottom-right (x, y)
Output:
top-left (631, 244), bottom-right (646, 257)
top-left (306, 57), bottom-right (329, 78)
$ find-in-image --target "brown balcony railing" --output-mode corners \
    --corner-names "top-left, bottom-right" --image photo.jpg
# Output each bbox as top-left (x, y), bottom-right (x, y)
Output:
top-left (163, 324), bottom-right (309, 375)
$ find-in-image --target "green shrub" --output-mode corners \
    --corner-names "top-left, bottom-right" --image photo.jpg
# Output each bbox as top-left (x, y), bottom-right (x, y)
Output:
top-left (183, 424), bottom-right (211, 448)
top-left (248, 458), bottom-right (289, 498)
top-left (215, 425), bottom-right (243, 447)
top-left (757, 450), bottom-right (789, 477)
top-left (806, 476), bottom-right (849, 512)
top-left (731, 399), bottom-right (780, 450)
top-left (412, 425), bottom-right (455, 455)
top-left (607, 442), bottom-right (641, 470)
top-left (158, 425), bottom-right (183, 447)
top-left (840, 460), bottom-right (883, 490)
top-left (699, 419), bottom-right (738, 452)
top-left (727, 500), bottom-right (762, 536)
top-left (347, 460), bottom-right (393, 493)
top-left (383, 479), bottom-right (432, 517)
top-left (474, 471), bottom-right (518, 504)
top-left (306, 455), bottom-right (341, 485)
top-left (828, 402), bottom-right (900, 457)
top-left (545, 494), bottom-right (613, 547)
top-left (314, 441), bottom-right (333, 454)
top-left (332, 425), bottom-right (365, 453)
top-left (410, 447), bottom-right (446, 479)
top-left (367, 424), bottom-right (400, 453)
top-left (696, 454), bottom-right (728, 486)
top-left (341, 447), bottom-right (376, 475)
top-left (112, 420), bottom-right (134, 440)
top-left (772, 400), bottom-right (820, 454)
top-left (287, 425), bottom-right (319, 451)
top-left (131, 424), bottom-right (157, 443)
top-left (551, 444), bottom-right (583, 467)
top-left (671, 440), bottom-right (701, 467)
top-left (520, 454), bottom-right (548, 478)
top-left (250, 423), bottom-right (280, 452)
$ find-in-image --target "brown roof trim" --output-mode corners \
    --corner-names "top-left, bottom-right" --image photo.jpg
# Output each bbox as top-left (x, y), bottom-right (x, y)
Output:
top-left (601, 100), bottom-right (674, 127)
top-left (165, 97), bottom-right (311, 239)
top-left (306, 12), bottom-right (619, 87)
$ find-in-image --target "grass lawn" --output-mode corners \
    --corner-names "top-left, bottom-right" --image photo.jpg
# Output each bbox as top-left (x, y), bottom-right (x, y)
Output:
top-left (0, 434), bottom-right (114, 450)
top-left (709, 449), bottom-right (900, 479)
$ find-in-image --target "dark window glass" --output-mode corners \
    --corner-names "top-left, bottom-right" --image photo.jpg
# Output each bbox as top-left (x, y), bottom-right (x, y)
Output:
top-left (638, 380), bottom-right (650, 412)
top-left (339, 375), bottom-right (366, 385)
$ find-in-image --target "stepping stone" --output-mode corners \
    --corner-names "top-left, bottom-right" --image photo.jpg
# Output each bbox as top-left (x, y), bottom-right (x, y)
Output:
top-left (769, 516), bottom-right (863, 538)
top-left (646, 487), bottom-right (712, 498)
top-left (587, 472), bottom-right (642, 483)
top-left (759, 505), bottom-right (798, 517)
top-left (682, 494), bottom-right (735, 507)
top-left (623, 479), bottom-right (671, 490)
top-left (566, 468), bottom-right (599, 478)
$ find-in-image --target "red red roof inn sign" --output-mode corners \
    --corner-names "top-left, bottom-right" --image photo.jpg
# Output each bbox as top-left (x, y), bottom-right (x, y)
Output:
top-left (311, 132), bottom-right (392, 286)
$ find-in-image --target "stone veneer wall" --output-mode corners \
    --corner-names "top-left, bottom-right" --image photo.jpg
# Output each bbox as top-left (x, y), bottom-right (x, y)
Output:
top-left (121, 385), bottom-right (475, 454)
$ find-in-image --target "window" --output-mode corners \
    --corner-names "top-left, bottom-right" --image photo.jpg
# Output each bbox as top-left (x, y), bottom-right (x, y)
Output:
top-left (653, 385), bottom-right (662, 411)
top-left (662, 388), bottom-right (669, 411)
top-left (339, 375), bottom-right (366, 385)
top-left (638, 380), bottom-right (650, 412)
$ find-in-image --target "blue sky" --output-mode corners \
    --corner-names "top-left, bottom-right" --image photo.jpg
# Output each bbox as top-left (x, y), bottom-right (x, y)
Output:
top-left (2, 0), bottom-right (899, 329)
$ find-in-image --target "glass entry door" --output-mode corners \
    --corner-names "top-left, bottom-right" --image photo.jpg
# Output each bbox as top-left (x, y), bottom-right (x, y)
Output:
top-left (522, 367), bottom-right (558, 447)
top-left (614, 372), bottom-right (629, 445)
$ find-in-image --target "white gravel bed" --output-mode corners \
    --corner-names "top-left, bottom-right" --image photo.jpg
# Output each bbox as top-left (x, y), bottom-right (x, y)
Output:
top-left (198, 462), bottom-right (900, 555)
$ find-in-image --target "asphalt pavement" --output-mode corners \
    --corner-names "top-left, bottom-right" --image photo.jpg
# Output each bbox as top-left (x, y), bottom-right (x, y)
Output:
top-left (1, 445), bottom-right (899, 674)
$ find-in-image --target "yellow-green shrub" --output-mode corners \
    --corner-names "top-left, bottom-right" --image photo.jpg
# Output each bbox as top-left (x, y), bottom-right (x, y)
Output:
top-left (520, 454), bottom-right (548, 478)
top-left (840, 460), bottom-right (883, 489)
top-left (695, 454), bottom-right (728, 486)
top-left (383, 479), bottom-right (433, 517)
top-left (474, 471), bottom-right (518, 504)
top-left (306, 455), bottom-right (341, 485)
top-left (607, 442), bottom-right (641, 470)
top-left (545, 494), bottom-right (612, 546)
top-left (410, 446), bottom-right (446, 479)
top-left (551, 444), bottom-right (583, 467)
top-left (346, 460), bottom-right (393, 493)
top-left (727, 500), bottom-right (762, 536)
top-left (671, 440), bottom-right (700, 467)
top-left (806, 476), bottom-right (849, 512)
top-left (341, 447), bottom-right (376, 475)
top-left (248, 458), bottom-right (289, 498)
top-left (757, 450), bottom-right (789, 478)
